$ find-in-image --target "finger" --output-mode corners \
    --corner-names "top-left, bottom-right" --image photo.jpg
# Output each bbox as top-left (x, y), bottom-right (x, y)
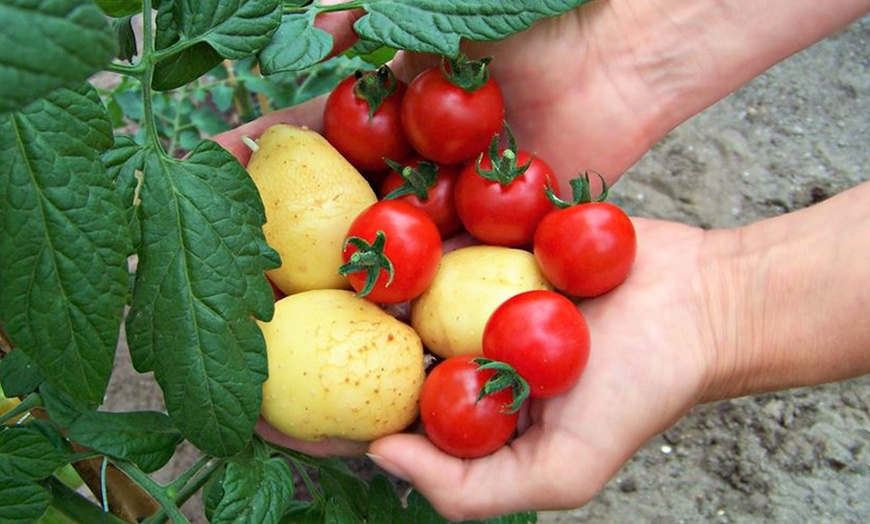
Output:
top-left (313, 1), bottom-right (364, 58)
top-left (256, 418), bottom-right (369, 457)
top-left (368, 429), bottom-right (610, 522)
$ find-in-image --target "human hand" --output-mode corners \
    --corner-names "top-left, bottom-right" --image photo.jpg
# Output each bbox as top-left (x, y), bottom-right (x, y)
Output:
top-left (367, 218), bottom-right (724, 520)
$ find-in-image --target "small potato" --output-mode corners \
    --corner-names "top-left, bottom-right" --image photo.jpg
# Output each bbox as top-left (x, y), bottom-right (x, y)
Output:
top-left (260, 289), bottom-right (424, 442)
top-left (411, 245), bottom-right (552, 358)
top-left (246, 124), bottom-right (377, 295)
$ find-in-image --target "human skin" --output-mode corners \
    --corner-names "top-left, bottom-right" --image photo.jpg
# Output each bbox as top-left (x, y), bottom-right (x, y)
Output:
top-left (214, 0), bottom-right (870, 520)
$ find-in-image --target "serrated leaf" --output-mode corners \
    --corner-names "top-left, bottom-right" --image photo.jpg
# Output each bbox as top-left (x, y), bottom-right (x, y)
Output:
top-left (315, 458), bottom-right (370, 518)
top-left (102, 135), bottom-right (147, 253)
top-left (0, 85), bottom-right (131, 405)
top-left (211, 455), bottom-right (294, 524)
top-left (178, 0), bottom-right (283, 59)
top-left (0, 425), bottom-right (68, 481)
top-left (125, 142), bottom-right (278, 457)
top-left (67, 411), bottom-right (182, 473)
top-left (0, 477), bottom-right (50, 524)
top-left (153, 41), bottom-right (224, 91)
top-left (38, 381), bottom-right (98, 428)
top-left (258, 13), bottom-right (333, 74)
top-left (324, 496), bottom-right (365, 524)
top-left (354, 0), bottom-right (592, 56)
top-left (0, 0), bottom-right (116, 114)
top-left (0, 349), bottom-right (43, 397)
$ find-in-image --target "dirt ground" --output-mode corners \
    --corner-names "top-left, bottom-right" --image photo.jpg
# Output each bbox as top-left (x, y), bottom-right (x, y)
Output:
top-left (105, 13), bottom-right (870, 524)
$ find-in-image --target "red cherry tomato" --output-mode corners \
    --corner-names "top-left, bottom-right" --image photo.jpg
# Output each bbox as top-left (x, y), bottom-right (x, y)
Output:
top-left (419, 355), bottom-right (520, 458)
top-left (401, 57), bottom-right (504, 165)
top-left (534, 200), bottom-right (636, 298)
top-left (340, 200), bottom-right (442, 304)
top-left (323, 67), bottom-right (413, 173)
top-left (483, 290), bottom-right (591, 398)
top-left (379, 158), bottom-right (462, 239)
top-left (455, 148), bottom-right (557, 247)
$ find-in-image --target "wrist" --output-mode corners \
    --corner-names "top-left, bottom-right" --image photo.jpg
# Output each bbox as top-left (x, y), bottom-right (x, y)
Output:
top-left (698, 182), bottom-right (870, 402)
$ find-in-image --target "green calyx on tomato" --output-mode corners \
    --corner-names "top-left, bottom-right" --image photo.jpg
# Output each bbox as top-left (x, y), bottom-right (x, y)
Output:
top-left (547, 171), bottom-right (610, 208)
top-left (352, 65), bottom-right (400, 120)
top-left (473, 358), bottom-right (530, 414)
top-left (339, 230), bottom-right (395, 297)
top-left (440, 53), bottom-right (493, 92)
top-left (473, 124), bottom-right (533, 185)
top-left (381, 158), bottom-right (439, 201)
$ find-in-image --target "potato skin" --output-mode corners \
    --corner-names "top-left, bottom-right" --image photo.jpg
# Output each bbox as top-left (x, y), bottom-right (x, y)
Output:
top-left (411, 245), bottom-right (552, 358)
top-left (260, 289), bottom-right (425, 442)
top-left (246, 124), bottom-right (377, 295)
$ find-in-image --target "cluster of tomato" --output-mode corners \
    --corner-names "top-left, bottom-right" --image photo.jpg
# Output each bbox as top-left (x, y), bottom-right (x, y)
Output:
top-left (321, 55), bottom-right (637, 459)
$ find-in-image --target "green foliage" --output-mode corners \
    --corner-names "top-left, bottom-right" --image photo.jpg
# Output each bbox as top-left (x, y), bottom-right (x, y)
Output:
top-left (0, 0), bottom-right (591, 522)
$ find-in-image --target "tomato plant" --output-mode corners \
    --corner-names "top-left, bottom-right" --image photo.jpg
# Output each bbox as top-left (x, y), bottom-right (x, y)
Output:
top-left (401, 55), bottom-right (504, 164)
top-left (340, 200), bottom-right (442, 304)
top-left (323, 66), bottom-right (413, 173)
top-left (419, 356), bottom-right (526, 458)
top-left (380, 157), bottom-right (463, 238)
top-left (455, 128), bottom-right (557, 246)
top-left (483, 290), bottom-right (591, 398)
top-left (534, 174), bottom-right (637, 297)
top-left (0, 1), bottom-right (584, 522)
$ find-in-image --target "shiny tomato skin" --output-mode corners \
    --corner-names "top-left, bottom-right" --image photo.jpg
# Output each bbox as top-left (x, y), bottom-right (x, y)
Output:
top-left (419, 355), bottom-right (519, 458)
top-left (534, 203), bottom-right (637, 298)
top-left (342, 200), bottom-right (442, 304)
top-left (323, 73), bottom-right (413, 173)
top-left (483, 290), bottom-right (590, 398)
top-left (455, 151), bottom-right (557, 247)
top-left (401, 67), bottom-right (504, 165)
top-left (379, 160), bottom-right (462, 239)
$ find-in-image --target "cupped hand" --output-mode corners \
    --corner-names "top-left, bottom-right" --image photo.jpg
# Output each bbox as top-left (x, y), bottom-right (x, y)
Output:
top-left (368, 218), bottom-right (725, 521)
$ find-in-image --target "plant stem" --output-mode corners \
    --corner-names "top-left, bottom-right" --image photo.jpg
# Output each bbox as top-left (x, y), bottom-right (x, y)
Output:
top-left (0, 392), bottom-right (41, 425)
top-left (45, 476), bottom-right (130, 524)
top-left (312, 0), bottom-right (366, 14)
top-left (106, 62), bottom-right (145, 77)
top-left (139, 0), bottom-right (164, 154)
top-left (143, 456), bottom-right (224, 524)
top-left (112, 459), bottom-right (191, 524)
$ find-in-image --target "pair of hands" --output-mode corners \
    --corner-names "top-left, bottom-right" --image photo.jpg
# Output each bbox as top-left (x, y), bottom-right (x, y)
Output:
top-left (215, 1), bottom-right (865, 520)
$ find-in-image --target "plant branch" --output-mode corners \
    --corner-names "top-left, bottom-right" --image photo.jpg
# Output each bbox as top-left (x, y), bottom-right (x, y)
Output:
top-left (0, 393), bottom-right (41, 425)
top-left (139, 0), bottom-right (164, 153)
top-left (112, 459), bottom-right (191, 524)
top-left (143, 456), bottom-right (225, 524)
top-left (45, 476), bottom-right (130, 524)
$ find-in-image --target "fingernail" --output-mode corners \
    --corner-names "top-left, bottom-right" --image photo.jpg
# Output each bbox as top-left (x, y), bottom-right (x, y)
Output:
top-left (366, 452), bottom-right (410, 482)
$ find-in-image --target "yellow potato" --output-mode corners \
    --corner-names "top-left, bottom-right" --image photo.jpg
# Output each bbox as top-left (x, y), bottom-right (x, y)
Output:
top-left (246, 124), bottom-right (377, 295)
top-left (411, 245), bottom-right (552, 358)
top-left (260, 289), bottom-right (425, 442)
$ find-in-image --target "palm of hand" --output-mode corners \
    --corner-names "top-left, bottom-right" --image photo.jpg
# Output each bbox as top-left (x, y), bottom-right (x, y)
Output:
top-left (369, 218), bottom-right (716, 520)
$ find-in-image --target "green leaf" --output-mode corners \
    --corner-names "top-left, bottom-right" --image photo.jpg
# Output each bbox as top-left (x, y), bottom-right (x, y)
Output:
top-left (0, 477), bottom-right (50, 524)
top-left (354, 0), bottom-right (592, 56)
top-left (96, 0), bottom-right (142, 17)
top-left (177, 0), bottom-right (283, 59)
top-left (0, 85), bottom-right (131, 405)
top-left (0, 0), bottom-right (116, 114)
top-left (38, 381), bottom-right (98, 428)
top-left (211, 454), bottom-right (294, 524)
top-left (102, 135), bottom-right (147, 253)
top-left (365, 475), bottom-right (405, 523)
top-left (0, 349), bottom-right (43, 397)
top-left (404, 490), bottom-right (538, 524)
top-left (0, 425), bottom-right (68, 481)
top-left (153, 42), bottom-right (224, 91)
top-left (67, 411), bottom-right (183, 473)
top-left (324, 496), bottom-right (364, 524)
top-left (112, 15), bottom-right (140, 63)
top-left (315, 458), bottom-right (370, 518)
top-left (258, 13), bottom-right (333, 74)
top-left (125, 141), bottom-right (278, 456)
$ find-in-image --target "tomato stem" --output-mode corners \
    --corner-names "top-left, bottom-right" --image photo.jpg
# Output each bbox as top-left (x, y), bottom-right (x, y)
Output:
top-left (352, 65), bottom-right (399, 120)
top-left (440, 54), bottom-right (492, 92)
top-left (339, 231), bottom-right (395, 297)
top-left (473, 358), bottom-right (530, 414)
top-left (546, 171), bottom-right (610, 208)
top-left (473, 124), bottom-right (531, 185)
top-left (381, 158), bottom-right (439, 201)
